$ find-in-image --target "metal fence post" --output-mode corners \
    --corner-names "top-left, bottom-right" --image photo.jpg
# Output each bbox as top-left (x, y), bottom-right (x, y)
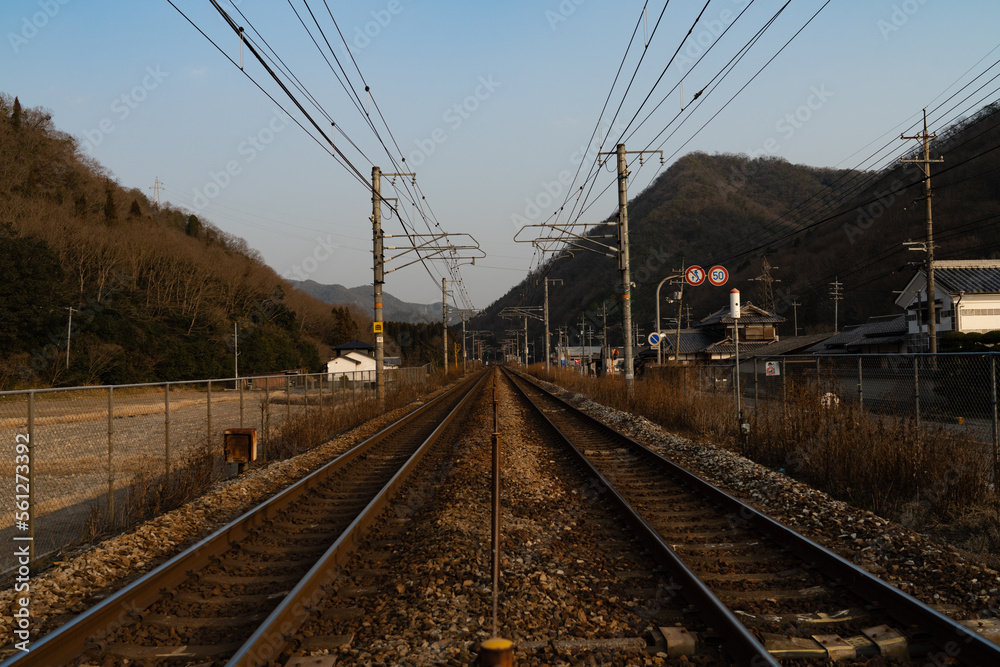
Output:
top-left (913, 356), bottom-right (920, 434)
top-left (207, 380), bottom-right (212, 446)
top-left (303, 374), bottom-right (308, 419)
top-left (782, 364), bottom-right (787, 405)
top-left (263, 376), bottom-right (270, 462)
top-left (992, 355), bottom-right (998, 487)
top-left (858, 356), bottom-right (863, 412)
top-left (107, 386), bottom-right (114, 523)
top-left (164, 383), bottom-right (171, 485)
top-left (286, 378), bottom-right (291, 421)
top-left (27, 391), bottom-right (34, 562)
top-left (239, 377), bottom-right (244, 428)
top-left (319, 373), bottom-right (323, 409)
top-left (754, 358), bottom-right (759, 404)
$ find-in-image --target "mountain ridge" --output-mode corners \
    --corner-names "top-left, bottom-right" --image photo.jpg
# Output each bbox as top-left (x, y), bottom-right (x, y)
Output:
top-left (289, 280), bottom-right (441, 324)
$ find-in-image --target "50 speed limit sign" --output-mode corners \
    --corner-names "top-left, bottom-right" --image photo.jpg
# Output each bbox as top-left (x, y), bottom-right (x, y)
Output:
top-left (708, 265), bottom-right (729, 286)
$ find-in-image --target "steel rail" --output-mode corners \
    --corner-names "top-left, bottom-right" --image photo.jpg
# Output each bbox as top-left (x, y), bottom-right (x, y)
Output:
top-left (228, 369), bottom-right (490, 666)
top-left (502, 368), bottom-right (778, 666)
top-left (1, 373), bottom-right (484, 667)
top-left (507, 368), bottom-right (1000, 666)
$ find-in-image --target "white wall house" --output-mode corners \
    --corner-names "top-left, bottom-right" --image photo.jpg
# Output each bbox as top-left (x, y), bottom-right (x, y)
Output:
top-left (894, 260), bottom-right (1000, 351)
top-left (326, 351), bottom-right (376, 381)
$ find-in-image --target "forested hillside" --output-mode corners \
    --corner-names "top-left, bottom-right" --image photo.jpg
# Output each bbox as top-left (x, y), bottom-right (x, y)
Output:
top-left (0, 93), bottom-right (373, 389)
top-left (477, 101), bottom-right (1000, 346)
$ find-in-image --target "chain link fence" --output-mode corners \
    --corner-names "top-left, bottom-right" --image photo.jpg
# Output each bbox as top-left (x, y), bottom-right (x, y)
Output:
top-left (690, 353), bottom-right (1000, 472)
top-left (0, 365), bottom-right (431, 573)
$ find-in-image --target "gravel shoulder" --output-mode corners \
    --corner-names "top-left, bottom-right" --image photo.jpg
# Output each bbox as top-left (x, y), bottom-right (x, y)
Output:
top-left (542, 379), bottom-right (1000, 622)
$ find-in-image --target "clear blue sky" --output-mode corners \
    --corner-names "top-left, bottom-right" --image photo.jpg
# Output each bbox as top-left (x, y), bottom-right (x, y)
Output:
top-left (4, 0), bottom-right (1000, 309)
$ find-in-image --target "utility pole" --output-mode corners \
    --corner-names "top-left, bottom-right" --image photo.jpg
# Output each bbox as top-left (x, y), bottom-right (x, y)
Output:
top-left (372, 168), bottom-right (417, 400)
top-left (616, 144), bottom-right (633, 383)
top-left (830, 279), bottom-right (843, 332)
top-left (523, 315), bottom-right (528, 366)
top-left (902, 110), bottom-right (944, 354)
top-left (675, 283), bottom-right (684, 364)
top-left (543, 278), bottom-right (562, 373)
top-left (731, 289), bottom-right (742, 433)
top-left (598, 302), bottom-right (610, 376)
top-left (65, 306), bottom-right (76, 369)
top-left (442, 277), bottom-right (448, 374)
top-left (586, 324), bottom-right (593, 370)
top-left (791, 300), bottom-right (801, 337)
top-left (372, 166), bottom-right (386, 403)
top-left (599, 143), bottom-right (664, 386)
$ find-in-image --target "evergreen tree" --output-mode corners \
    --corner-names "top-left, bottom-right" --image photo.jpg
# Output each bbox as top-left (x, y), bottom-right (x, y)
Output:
top-left (330, 306), bottom-right (360, 346)
top-left (185, 214), bottom-right (201, 238)
top-left (128, 199), bottom-right (142, 218)
top-left (103, 181), bottom-right (117, 223)
top-left (11, 97), bottom-right (21, 131)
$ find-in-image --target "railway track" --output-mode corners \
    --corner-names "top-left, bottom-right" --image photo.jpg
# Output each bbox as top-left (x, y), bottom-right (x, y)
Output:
top-left (2, 371), bottom-right (487, 667)
top-left (504, 367), bottom-right (1000, 665)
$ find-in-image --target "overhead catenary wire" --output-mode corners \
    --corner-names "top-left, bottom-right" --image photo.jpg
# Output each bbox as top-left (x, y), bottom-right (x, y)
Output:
top-left (167, 0), bottom-right (478, 311)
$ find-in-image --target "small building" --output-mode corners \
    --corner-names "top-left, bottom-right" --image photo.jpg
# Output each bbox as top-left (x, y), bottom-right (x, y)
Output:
top-left (659, 328), bottom-right (726, 363)
top-left (694, 302), bottom-right (786, 361)
top-left (895, 260), bottom-right (1000, 351)
top-left (326, 340), bottom-right (376, 382)
top-left (805, 315), bottom-right (907, 355)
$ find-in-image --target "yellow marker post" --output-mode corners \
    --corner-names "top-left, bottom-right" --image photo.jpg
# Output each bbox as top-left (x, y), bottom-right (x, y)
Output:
top-left (479, 638), bottom-right (514, 666)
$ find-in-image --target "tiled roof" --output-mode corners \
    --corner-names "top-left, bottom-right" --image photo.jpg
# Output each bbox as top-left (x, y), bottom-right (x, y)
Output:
top-left (698, 302), bottom-right (787, 327)
top-left (743, 332), bottom-right (838, 357)
top-left (661, 329), bottom-right (726, 354)
top-left (933, 261), bottom-right (1000, 294)
top-left (704, 339), bottom-right (775, 355)
top-left (805, 314), bottom-right (907, 352)
top-left (334, 340), bottom-right (375, 350)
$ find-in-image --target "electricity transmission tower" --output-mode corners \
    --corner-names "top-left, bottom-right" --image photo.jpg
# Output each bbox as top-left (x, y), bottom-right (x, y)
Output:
top-left (750, 257), bottom-right (780, 314)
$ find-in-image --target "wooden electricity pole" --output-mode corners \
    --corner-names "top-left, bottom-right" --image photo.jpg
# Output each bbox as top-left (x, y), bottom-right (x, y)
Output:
top-left (544, 278), bottom-right (562, 373)
top-left (902, 110), bottom-right (944, 353)
top-left (442, 278), bottom-right (448, 374)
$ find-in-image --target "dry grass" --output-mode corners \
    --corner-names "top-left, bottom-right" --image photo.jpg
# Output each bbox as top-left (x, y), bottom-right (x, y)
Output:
top-left (531, 365), bottom-right (999, 554)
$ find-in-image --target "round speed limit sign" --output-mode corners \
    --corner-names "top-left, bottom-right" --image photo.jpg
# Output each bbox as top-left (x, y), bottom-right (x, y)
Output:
top-left (708, 265), bottom-right (729, 286)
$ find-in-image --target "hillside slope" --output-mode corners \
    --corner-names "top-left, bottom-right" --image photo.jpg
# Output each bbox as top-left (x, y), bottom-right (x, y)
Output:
top-left (0, 93), bottom-right (372, 388)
